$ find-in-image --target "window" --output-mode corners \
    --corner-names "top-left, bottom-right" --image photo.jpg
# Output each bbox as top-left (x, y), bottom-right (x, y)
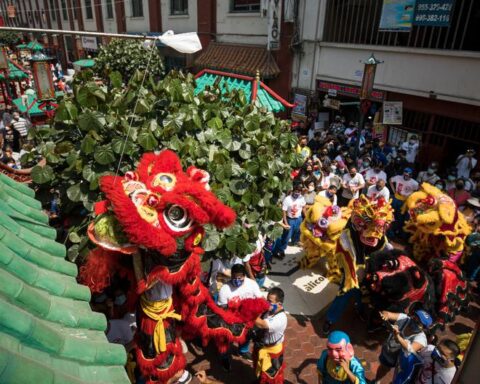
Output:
top-left (49, 0), bottom-right (56, 21)
top-left (231, 0), bottom-right (260, 12)
top-left (131, 0), bottom-right (144, 17)
top-left (171, 0), bottom-right (188, 15)
top-left (106, 0), bottom-right (114, 19)
top-left (61, 0), bottom-right (68, 20)
top-left (85, 0), bottom-right (93, 19)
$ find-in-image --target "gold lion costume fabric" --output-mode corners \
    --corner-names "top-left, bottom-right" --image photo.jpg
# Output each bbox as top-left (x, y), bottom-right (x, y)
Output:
top-left (403, 183), bottom-right (471, 263)
top-left (299, 195), bottom-right (350, 282)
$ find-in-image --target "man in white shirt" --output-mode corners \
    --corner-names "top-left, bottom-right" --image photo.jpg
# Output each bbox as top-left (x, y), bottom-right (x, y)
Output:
top-left (367, 179), bottom-right (390, 201)
top-left (456, 149), bottom-right (477, 179)
top-left (401, 135), bottom-right (420, 165)
top-left (389, 168), bottom-right (419, 239)
top-left (218, 264), bottom-right (263, 366)
top-left (415, 339), bottom-right (459, 384)
top-left (319, 185), bottom-right (338, 206)
top-left (11, 111), bottom-right (31, 139)
top-left (272, 184), bottom-right (306, 259)
top-left (365, 164), bottom-right (387, 188)
top-left (253, 287), bottom-right (287, 383)
top-left (340, 166), bottom-right (365, 206)
top-left (417, 162), bottom-right (441, 185)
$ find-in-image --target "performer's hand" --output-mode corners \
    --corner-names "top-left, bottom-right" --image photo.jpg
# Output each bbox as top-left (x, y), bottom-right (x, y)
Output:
top-left (339, 358), bottom-right (350, 373)
top-left (379, 311), bottom-right (388, 321)
top-left (195, 371), bottom-right (208, 383)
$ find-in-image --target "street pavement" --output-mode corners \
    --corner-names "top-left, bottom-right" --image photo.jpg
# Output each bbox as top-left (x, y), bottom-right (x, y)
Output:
top-left (184, 244), bottom-right (479, 383)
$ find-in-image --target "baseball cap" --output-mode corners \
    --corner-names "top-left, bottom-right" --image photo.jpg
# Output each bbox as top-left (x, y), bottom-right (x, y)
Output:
top-left (404, 168), bottom-right (413, 174)
top-left (414, 309), bottom-right (433, 328)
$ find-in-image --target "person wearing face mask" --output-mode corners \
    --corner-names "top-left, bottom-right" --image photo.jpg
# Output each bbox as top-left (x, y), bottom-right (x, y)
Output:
top-left (304, 179), bottom-right (318, 207)
top-left (389, 168), bottom-right (419, 239)
top-left (271, 184), bottom-right (306, 259)
top-left (367, 179), bottom-right (390, 201)
top-left (415, 339), bottom-right (459, 384)
top-left (376, 310), bottom-right (431, 382)
top-left (447, 178), bottom-right (471, 209)
top-left (252, 287), bottom-right (287, 383)
top-left (319, 185), bottom-right (338, 206)
top-left (217, 264), bottom-right (262, 365)
top-left (365, 162), bottom-right (387, 189)
top-left (401, 134), bottom-right (420, 165)
top-left (340, 166), bottom-right (365, 207)
top-left (358, 156), bottom-right (372, 178)
top-left (296, 135), bottom-right (312, 160)
top-left (434, 180), bottom-right (446, 192)
top-left (456, 149), bottom-right (477, 179)
top-left (417, 162), bottom-right (440, 185)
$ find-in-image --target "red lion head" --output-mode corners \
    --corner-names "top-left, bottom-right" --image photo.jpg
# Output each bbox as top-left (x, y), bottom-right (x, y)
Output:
top-left (93, 150), bottom-right (236, 256)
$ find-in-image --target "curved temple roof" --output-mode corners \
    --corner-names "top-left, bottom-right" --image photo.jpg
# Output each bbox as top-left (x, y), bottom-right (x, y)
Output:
top-left (0, 173), bottom-right (129, 384)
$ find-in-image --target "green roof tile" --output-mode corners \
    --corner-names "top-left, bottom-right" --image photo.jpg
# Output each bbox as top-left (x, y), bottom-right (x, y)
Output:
top-left (0, 177), bottom-right (129, 383)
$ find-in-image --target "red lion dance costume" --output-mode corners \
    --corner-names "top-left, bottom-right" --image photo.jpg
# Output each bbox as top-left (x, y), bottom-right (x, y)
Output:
top-left (80, 150), bottom-right (270, 384)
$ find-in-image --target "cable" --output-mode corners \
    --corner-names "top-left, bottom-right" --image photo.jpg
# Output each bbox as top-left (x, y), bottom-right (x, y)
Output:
top-left (113, 35), bottom-right (158, 180)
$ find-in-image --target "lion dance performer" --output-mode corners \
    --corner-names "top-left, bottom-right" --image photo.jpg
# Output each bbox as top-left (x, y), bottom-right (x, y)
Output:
top-left (317, 331), bottom-right (367, 384)
top-left (299, 195), bottom-right (350, 283)
top-left (403, 182), bottom-right (471, 263)
top-left (79, 150), bottom-right (269, 384)
top-left (323, 195), bottom-right (394, 333)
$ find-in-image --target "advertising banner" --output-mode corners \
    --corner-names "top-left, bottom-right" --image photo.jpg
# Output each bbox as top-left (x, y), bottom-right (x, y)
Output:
top-left (379, 0), bottom-right (416, 31)
top-left (413, 0), bottom-right (455, 27)
top-left (292, 93), bottom-right (307, 119)
top-left (267, 0), bottom-right (282, 50)
top-left (383, 101), bottom-right (403, 125)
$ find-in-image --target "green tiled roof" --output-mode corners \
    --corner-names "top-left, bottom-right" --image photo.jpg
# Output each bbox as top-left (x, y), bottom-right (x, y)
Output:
top-left (73, 59), bottom-right (95, 68)
top-left (13, 92), bottom-right (64, 116)
top-left (0, 173), bottom-right (129, 384)
top-left (195, 71), bottom-right (291, 113)
top-left (0, 61), bottom-right (29, 81)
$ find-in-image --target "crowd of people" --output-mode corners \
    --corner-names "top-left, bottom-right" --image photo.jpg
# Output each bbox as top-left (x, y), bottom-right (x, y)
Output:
top-left (0, 109), bottom-right (34, 169)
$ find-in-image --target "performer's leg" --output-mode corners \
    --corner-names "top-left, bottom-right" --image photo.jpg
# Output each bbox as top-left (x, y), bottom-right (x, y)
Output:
top-left (326, 290), bottom-right (355, 324)
top-left (290, 217), bottom-right (302, 245)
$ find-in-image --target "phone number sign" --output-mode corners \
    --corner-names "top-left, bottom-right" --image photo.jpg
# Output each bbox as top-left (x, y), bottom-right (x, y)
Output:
top-left (413, 0), bottom-right (455, 27)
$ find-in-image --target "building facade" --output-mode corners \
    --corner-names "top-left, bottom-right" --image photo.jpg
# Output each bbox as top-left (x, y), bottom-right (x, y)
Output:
top-left (1, 0), bottom-right (295, 102)
top-left (292, 0), bottom-right (480, 167)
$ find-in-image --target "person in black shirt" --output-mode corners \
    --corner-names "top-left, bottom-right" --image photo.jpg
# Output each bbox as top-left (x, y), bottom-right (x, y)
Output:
top-left (0, 124), bottom-right (21, 152)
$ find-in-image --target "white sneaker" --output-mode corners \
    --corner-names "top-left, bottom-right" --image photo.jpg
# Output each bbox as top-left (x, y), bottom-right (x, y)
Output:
top-left (175, 370), bottom-right (192, 384)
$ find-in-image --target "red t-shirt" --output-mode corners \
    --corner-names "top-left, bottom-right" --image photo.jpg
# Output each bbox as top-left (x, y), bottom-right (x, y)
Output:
top-left (448, 188), bottom-right (471, 207)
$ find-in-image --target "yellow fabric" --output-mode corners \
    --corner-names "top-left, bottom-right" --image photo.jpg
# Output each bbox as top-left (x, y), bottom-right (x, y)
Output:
top-left (256, 343), bottom-right (283, 377)
top-left (394, 193), bottom-right (407, 201)
top-left (125, 352), bottom-right (136, 383)
top-left (140, 295), bottom-right (182, 354)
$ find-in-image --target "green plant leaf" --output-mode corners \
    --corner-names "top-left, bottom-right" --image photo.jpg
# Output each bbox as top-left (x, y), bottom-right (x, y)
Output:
top-left (109, 71), bottom-right (122, 88)
top-left (203, 231), bottom-right (220, 252)
top-left (67, 244), bottom-right (79, 262)
top-left (81, 134), bottom-right (97, 154)
top-left (78, 111), bottom-right (104, 132)
top-left (67, 183), bottom-right (85, 202)
top-left (94, 145), bottom-right (116, 165)
top-left (31, 165), bottom-right (54, 184)
top-left (68, 231), bottom-right (81, 243)
top-left (138, 131), bottom-right (158, 150)
top-left (229, 179), bottom-right (249, 196)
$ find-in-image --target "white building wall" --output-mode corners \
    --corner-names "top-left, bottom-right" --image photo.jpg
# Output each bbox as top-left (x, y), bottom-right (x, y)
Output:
top-left (215, 1), bottom-right (267, 46)
top-left (81, 0), bottom-right (97, 31)
top-left (161, 0), bottom-right (197, 34)
top-left (125, 0), bottom-right (149, 33)
top-left (293, 0), bottom-right (480, 107)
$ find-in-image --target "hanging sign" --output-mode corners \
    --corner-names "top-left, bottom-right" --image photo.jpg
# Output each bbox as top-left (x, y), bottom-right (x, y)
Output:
top-left (292, 93), bottom-right (307, 119)
top-left (7, 5), bottom-right (16, 18)
top-left (81, 36), bottom-right (98, 51)
top-left (360, 63), bottom-right (377, 100)
top-left (383, 101), bottom-right (403, 125)
top-left (413, 0), bottom-right (455, 27)
top-left (267, 0), bottom-right (282, 50)
top-left (379, 0), bottom-right (416, 31)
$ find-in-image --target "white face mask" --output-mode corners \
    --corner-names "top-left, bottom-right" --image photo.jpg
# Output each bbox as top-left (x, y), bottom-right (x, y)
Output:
top-left (435, 184), bottom-right (443, 190)
top-left (308, 186), bottom-right (315, 192)
top-left (114, 294), bottom-right (127, 306)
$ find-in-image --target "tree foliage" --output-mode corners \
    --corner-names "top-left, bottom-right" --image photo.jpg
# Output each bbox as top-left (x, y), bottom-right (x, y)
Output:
top-left (30, 69), bottom-right (302, 261)
top-left (0, 31), bottom-right (21, 46)
top-left (94, 39), bottom-right (164, 82)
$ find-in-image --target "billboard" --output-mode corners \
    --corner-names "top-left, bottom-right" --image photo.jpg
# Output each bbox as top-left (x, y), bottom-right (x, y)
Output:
top-left (379, 0), bottom-right (416, 31)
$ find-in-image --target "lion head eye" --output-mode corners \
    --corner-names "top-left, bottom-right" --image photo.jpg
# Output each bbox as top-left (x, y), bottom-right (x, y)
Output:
top-left (163, 204), bottom-right (193, 232)
top-left (152, 173), bottom-right (176, 191)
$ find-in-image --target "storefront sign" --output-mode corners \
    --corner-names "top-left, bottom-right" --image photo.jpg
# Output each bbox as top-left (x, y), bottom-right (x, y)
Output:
top-left (413, 0), bottom-right (455, 26)
top-left (383, 101), bottom-right (403, 125)
top-left (292, 93), bottom-right (307, 119)
top-left (81, 36), bottom-right (98, 51)
top-left (323, 97), bottom-right (341, 110)
top-left (327, 89), bottom-right (337, 97)
top-left (318, 81), bottom-right (385, 102)
top-left (267, 0), bottom-right (282, 50)
top-left (379, 0), bottom-right (416, 31)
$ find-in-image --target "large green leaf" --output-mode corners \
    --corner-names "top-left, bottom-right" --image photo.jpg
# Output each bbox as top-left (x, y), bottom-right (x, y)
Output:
top-left (67, 183), bottom-right (86, 202)
top-left (109, 71), bottom-right (122, 88)
top-left (229, 179), bottom-right (249, 196)
top-left (94, 145), bottom-right (116, 165)
top-left (31, 165), bottom-right (54, 184)
top-left (78, 111), bottom-right (104, 132)
top-left (81, 134), bottom-right (97, 154)
top-left (203, 231), bottom-right (220, 252)
top-left (138, 131), bottom-right (158, 150)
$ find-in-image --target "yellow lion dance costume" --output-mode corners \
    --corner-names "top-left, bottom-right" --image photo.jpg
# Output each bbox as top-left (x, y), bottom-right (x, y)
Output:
top-left (299, 195), bottom-right (350, 282)
top-left (403, 182), bottom-right (471, 263)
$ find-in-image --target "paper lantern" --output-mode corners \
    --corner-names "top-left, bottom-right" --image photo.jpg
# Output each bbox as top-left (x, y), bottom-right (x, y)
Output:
top-left (30, 51), bottom-right (55, 101)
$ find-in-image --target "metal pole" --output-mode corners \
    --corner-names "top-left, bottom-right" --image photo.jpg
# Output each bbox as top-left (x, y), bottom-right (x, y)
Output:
top-left (0, 26), bottom-right (160, 41)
